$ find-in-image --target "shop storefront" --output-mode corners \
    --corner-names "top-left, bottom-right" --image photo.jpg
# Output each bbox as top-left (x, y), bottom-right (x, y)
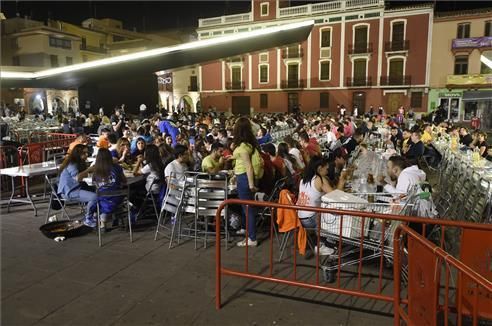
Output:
top-left (462, 90), bottom-right (492, 130)
top-left (436, 91), bottom-right (462, 122)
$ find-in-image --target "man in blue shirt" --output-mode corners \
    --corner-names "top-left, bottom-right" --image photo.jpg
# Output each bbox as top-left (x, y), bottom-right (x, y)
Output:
top-left (159, 115), bottom-right (179, 146)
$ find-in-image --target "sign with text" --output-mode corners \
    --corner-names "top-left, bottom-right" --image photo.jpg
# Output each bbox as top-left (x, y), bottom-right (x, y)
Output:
top-left (452, 36), bottom-right (492, 49)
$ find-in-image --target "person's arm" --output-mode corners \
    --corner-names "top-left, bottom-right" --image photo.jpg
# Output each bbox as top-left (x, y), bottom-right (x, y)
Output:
top-left (479, 144), bottom-right (487, 156)
top-left (315, 176), bottom-right (334, 194)
top-left (133, 155), bottom-right (144, 176)
top-left (76, 165), bottom-right (95, 182)
top-left (336, 170), bottom-right (347, 190)
top-left (239, 151), bottom-right (257, 192)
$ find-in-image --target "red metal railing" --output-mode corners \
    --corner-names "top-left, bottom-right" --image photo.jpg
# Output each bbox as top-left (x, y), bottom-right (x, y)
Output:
top-left (214, 199), bottom-right (492, 324)
top-left (21, 133), bottom-right (77, 165)
top-left (393, 224), bottom-right (492, 326)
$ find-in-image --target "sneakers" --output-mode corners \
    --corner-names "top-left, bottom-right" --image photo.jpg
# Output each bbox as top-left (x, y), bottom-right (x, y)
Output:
top-left (314, 244), bottom-right (335, 256)
top-left (236, 238), bottom-right (258, 247)
top-left (83, 217), bottom-right (97, 228)
top-left (236, 228), bottom-right (246, 235)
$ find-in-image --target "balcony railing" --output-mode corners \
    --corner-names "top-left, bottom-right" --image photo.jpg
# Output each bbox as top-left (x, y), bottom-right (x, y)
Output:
top-left (281, 48), bottom-right (304, 59)
top-left (280, 79), bottom-right (305, 89)
top-left (380, 75), bottom-right (412, 86)
top-left (188, 84), bottom-right (199, 92)
top-left (198, 13), bottom-right (251, 27)
top-left (348, 43), bottom-right (373, 54)
top-left (225, 81), bottom-right (245, 90)
top-left (384, 40), bottom-right (410, 52)
top-left (346, 76), bottom-right (372, 87)
top-left (80, 44), bottom-right (107, 54)
top-left (446, 74), bottom-right (492, 88)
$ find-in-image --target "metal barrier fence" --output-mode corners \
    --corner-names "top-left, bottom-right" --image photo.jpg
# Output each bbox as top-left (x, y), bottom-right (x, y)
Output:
top-left (214, 199), bottom-right (492, 324)
top-left (21, 133), bottom-right (77, 165)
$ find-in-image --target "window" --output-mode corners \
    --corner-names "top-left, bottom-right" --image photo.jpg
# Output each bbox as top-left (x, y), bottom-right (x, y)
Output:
top-left (287, 64), bottom-right (299, 81)
top-left (231, 66), bottom-right (241, 83)
top-left (480, 51), bottom-right (492, 74)
top-left (49, 37), bottom-right (71, 49)
top-left (457, 23), bottom-right (470, 39)
top-left (259, 65), bottom-right (268, 83)
top-left (50, 55), bottom-right (59, 67)
top-left (287, 45), bottom-right (300, 58)
top-left (485, 21), bottom-right (492, 37)
top-left (320, 92), bottom-right (329, 109)
top-left (320, 61), bottom-right (331, 81)
top-left (354, 25), bottom-right (368, 52)
top-left (261, 2), bottom-right (269, 16)
top-left (454, 55), bottom-right (468, 75)
top-left (391, 21), bottom-right (405, 43)
top-left (189, 76), bottom-right (198, 91)
top-left (320, 28), bottom-right (331, 47)
top-left (410, 92), bottom-right (423, 108)
top-left (389, 58), bottom-right (404, 78)
top-left (260, 94), bottom-right (268, 109)
top-left (353, 59), bottom-right (367, 79)
top-left (66, 57), bottom-right (73, 65)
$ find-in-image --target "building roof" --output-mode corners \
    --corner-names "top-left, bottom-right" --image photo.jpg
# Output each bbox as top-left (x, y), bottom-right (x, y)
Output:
top-left (435, 7), bottom-right (492, 19)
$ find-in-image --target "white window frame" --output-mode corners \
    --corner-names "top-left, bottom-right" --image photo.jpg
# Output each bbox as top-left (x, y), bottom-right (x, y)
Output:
top-left (260, 2), bottom-right (269, 17)
top-left (258, 63), bottom-right (269, 84)
top-left (319, 59), bottom-right (331, 81)
top-left (319, 26), bottom-right (332, 48)
top-left (351, 57), bottom-right (369, 81)
top-left (286, 44), bottom-right (302, 58)
top-left (285, 62), bottom-right (301, 83)
top-left (259, 52), bottom-right (269, 63)
top-left (390, 19), bottom-right (407, 43)
top-left (386, 55), bottom-right (407, 77)
top-left (352, 23), bottom-right (370, 48)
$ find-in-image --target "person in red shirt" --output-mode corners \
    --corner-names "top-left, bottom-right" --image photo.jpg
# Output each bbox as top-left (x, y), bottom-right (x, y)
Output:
top-left (299, 131), bottom-right (321, 164)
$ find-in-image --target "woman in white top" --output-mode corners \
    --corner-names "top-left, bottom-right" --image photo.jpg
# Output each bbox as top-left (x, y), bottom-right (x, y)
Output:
top-left (284, 135), bottom-right (305, 170)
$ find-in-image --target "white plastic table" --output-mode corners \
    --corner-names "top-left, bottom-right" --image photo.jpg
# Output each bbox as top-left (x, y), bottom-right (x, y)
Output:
top-left (0, 161), bottom-right (59, 216)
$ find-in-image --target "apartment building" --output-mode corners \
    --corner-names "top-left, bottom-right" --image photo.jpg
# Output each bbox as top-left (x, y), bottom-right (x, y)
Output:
top-left (196, 0), bottom-right (433, 115)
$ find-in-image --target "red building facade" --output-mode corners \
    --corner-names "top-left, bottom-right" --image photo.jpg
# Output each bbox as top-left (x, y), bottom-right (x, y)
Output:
top-left (197, 0), bottom-right (433, 115)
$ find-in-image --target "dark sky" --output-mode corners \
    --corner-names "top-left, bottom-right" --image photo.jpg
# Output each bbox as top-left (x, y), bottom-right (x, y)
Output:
top-left (0, 1), bottom-right (488, 32)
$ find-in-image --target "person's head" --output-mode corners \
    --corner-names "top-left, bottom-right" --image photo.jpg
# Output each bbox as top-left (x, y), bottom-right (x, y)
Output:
top-left (93, 148), bottom-right (114, 182)
top-left (108, 133), bottom-right (118, 146)
top-left (136, 137), bottom-right (146, 152)
top-left (353, 130), bottom-right (364, 144)
top-left (174, 144), bottom-right (190, 163)
top-left (218, 129), bottom-right (228, 140)
top-left (144, 144), bottom-right (165, 178)
top-left (298, 131), bottom-right (310, 146)
top-left (210, 142), bottom-right (224, 159)
top-left (387, 156), bottom-right (408, 180)
top-left (423, 124), bottom-right (432, 133)
top-left (257, 127), bottom-right (267, 138)
top-left (262, 143), bottom-right (276, 158)
top-left (460, 127), bottom-right (468, 136)
top-left (332, 147), bottom-right (347, 168)
top-left (116, 137), bottom-right (130, 154)
top-left (277, 142), bottom-right (290, 158)
top-left (391, 127), bottom-right (399, 136)
top-left (159, 143), bottom-right (174, 159)
top-left (60, 144), bottom-right (88, 173)
top-left (284, 135), bottom-right (299, 150)
top-left (232, 117), bottom-right (258, 149)
top-left (100, 128), bottom-right (110, 138)
top-left (165, 135), bottom-right (173, 145)
top-left (402, 129), bottom-right (411, 140)
top-left (478, 131), bottom-right (487, 142)
top-left (302, 156), bottom-right (330, 185)
top-left (411, 131), bottom-right (421, 143)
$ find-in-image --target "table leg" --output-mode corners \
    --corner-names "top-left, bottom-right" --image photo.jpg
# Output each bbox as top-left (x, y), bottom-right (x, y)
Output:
top-left (24, 178), bottom-right (38, 216)
top-left (7, 176), bottom-right (15, 213)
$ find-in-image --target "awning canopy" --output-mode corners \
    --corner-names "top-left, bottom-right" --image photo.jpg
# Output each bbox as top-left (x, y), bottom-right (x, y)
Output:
top-left (0, 20), bottom-right (313, 89)
top-left (462, 90), bottom-right (492, 101)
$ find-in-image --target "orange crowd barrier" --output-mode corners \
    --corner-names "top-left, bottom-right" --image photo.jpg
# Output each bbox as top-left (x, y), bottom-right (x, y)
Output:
top-left (214, 199), bottom-right (492, 325)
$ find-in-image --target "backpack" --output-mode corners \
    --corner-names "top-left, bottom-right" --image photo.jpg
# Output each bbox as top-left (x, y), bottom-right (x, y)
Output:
top-left (251, 148), bottom-right (264, 180)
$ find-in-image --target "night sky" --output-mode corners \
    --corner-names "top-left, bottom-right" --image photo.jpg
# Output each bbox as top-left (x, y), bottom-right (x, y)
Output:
top-left (1, 1), bottom-right (488, 32)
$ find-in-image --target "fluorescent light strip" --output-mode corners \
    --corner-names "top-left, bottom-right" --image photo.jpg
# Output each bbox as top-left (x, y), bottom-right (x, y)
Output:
top-left (481, 54), bottom-right (492, 70)
top-left (1, 20), bottom-right (314, 80)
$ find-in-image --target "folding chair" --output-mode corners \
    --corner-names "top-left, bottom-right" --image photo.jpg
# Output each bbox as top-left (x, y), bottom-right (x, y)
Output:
top-left (44, 175), bottom-right (82, 223)
top-left (134, 178), bottom-right (161, 221)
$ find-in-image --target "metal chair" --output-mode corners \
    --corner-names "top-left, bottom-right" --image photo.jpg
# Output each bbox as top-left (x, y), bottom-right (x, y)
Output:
top-left (134, 178), bottom-right (161, 221)
top-left (44, 175), bottom-right (82, 223)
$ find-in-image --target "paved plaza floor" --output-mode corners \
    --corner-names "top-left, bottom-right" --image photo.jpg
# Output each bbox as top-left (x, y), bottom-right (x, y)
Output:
top-left (1, 200), bottom-right (393, 325)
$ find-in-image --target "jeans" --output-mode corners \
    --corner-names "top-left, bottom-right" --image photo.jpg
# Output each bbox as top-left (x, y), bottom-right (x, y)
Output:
top-left (65, 188), bottom-right (97, 220)
top-left (299, 215), bottom-right (318, 229)
top-left (236, 173), bottom-right (257, 241)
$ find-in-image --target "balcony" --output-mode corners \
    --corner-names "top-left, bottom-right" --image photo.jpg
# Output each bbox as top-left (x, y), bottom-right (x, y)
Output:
top-left (346, 76), bottom-right (372, 87)
top-left (225, 81), bottom-right (245, 91)
top-left (198, 13), bottom-right (251, 27)
top-left (446, 74), bottom-right (492, 89)
top-left (348, 43), bottom-right (373, 55)
top-left (281, 48), bottom-right (304, 59)
top-left (281, 79), bottom-right (305, 89)
top-left (384, 40), bottom-right (410, 52)
top-left (80, 44), bottom-right (107, 54)
top-left (188, 84), bottom-right (199, 92)
top-left (380, 75), bottom-right (412, 86)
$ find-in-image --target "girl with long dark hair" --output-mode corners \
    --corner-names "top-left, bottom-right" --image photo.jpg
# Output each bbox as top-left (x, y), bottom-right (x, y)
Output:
top-left (232, 117), bottom-right (260, 247)
top-left (58, 144), bottom-right (97, 227)
top-left (92, 148), bottom-right (127, 226)
top-left (134, 144), bottom-right (165, 194)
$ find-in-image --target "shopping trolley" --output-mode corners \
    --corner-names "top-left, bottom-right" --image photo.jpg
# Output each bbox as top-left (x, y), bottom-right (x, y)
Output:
top-left (318, 189), bottom-right (416, 282)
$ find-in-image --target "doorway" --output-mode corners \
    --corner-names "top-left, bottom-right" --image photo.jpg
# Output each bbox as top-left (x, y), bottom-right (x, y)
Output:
top-left (288, 93), bottom-right (299, 113)
top-left (386, 93), bottom-right (403, 114)
top-left (438, 97), bottom-right (461, 122)
top-left (232, 96), bottom-right (250, 115)
top-left (352, 92), bottom-right (366, 113)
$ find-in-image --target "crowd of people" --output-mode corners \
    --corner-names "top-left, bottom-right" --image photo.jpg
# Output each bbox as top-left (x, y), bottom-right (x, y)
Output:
top-left (40, 104), bottom-right (491, 248)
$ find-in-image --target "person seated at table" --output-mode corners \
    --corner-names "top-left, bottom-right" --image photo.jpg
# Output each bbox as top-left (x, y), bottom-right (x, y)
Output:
top-left (477, 132), bottom-right (489, 158)
top-left (284, 135), bottom-right (305, 170)
top-left (164, 144), bottom-right (190, 182)
top-left (133, 144), bottom-right (165, 194)
top-left (131, 137), bottom-right (146, 159)
top-left (107, 133), bottom-right (118, 157)
top-left (389, 126), bottom-right (403, 149)
top-left (256, 127), bottom-right (272, 145)
top-left (404, 131), bottom-right (425, 164)
top-left (201, 142), bottom-right (225, 174)
top-left (342, 129), bottom-right (364, 156)
top-left (58, 144), bottom-right (97, 228)
top-left (277, 142), bottom-right (300, 176)
top-left (158, 143), bottom-right (174, 168)
top-left (401, 129), bottom-right (412, 154)
top-left (296, 156), bottom-right (344, 256)
top-left (130, 127), bottom-right (146, 152)
top-left (421, 124), bottom-right (433, 145)
top-left (263, 143), bottom-right (287, 180)
top-left (92, 148), bottom-right (127, 228)
top-left (299, 131), bottom-right (321, 165)
top-left (96, 128), bottom-right (111, 149)
top-left (459, 127), bottom-right (473, 147)
top-left (327, 147), bottom-right (347, 187)
top-left (379, 156), bottom-right (426, 195)
top-left (114, 137), bottom-right (132, 165)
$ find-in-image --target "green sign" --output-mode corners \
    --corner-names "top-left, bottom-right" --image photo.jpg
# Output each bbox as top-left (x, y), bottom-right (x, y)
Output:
top-left (439, 92), bottom-right (462, 98)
